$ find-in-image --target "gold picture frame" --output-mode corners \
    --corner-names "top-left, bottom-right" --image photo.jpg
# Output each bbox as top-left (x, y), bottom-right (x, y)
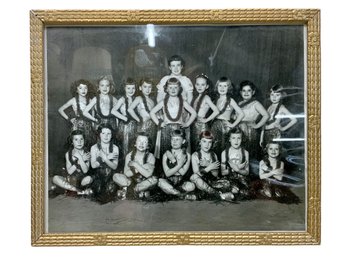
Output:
top-left (31, 9), bottom-right (320, 246)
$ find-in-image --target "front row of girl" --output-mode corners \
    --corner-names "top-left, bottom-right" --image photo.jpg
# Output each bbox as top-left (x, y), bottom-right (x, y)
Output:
top-left (51, 124), bottom-right (300, 204)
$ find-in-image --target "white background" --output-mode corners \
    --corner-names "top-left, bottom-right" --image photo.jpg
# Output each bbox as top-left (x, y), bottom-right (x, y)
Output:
top-left (0, 0), bottom-right (339, 256)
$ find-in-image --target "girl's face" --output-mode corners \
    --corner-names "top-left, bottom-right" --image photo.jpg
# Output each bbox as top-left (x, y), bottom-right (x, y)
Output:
top-left (125, 84), bottom-right (136, 97)
top-left (140, 82), bottom-right (152, 96)
top-left (217, 82), bottom-right (229, 95)
top-left (166, 83), bottom-right (180, 97)
top-left (136, 135), bottom-right (149, 151)
top-left (267, 143), bottom-right (280, 158)
top-left (99, 79), bottom-right (111, 95)
top-left (169, 60), bottom-right (183, 76)
top-left (195, 77), bottom-right (208, 94)
top-left (77, 83), bottom-right (88, 97)
top-left (240, 85), bottom-right (255, 101)
top-left (72, 134), bottom-right (85, 150)
top-left (171, 136), bottom-right (184, 149)
top-left (270, 91), bottom-right (282, 104)
top-left (200, 138), bottom-right (213, 152)
top-left (100, 128), bottom-right (112, 144)
top-left (229, 133), bottom-right (242, 149)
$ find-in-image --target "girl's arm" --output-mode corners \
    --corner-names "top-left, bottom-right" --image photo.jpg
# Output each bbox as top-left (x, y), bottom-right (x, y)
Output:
top-left (259, 161), bottom-right (273, 179)
top-left (273, 161), bottom-right (284, 181)
top-left (90, 145), bottom-right (101, 169)
top-left (127, 97), bottom-right (142, 122)
top-left (185, 79), bottom-right (193, 104)
top-left (58, 98), bottom-right (75, 121)
top-left (221, 150), bottom-right (229, 176)
top-left (111, 98), bottom-right (128, 121)
top-left (230, 99), bottom-right (245, 127)
top-left (182, 101), bottom-right (197, 128)
top-left (278, 105), bottom-right (297, 132)
top-left (202, 96), bottom-right (219, 123)
top-left (101, 146), bottom-right (119, 170)
top-left (131, 153), bottom-right (155, 178)
top-left (253, 102), bottom-right (270, 129)
top-left (191, 153), bottom-right (201, 174)
top-left (123, 153), bottom-right (134, 177)
top-left (236, 150), bottom-right (249, 176)
top-left (259, 160), bottom-right (282, 180)
top-left (65, 152), bottom-right (77, 175)
top-left (75, 151), bottom-right (90, 174)
top-left (162, 152), bottom-right (189, 177)
top-left (83, 97), bottom-right (97, 122)
top-left (150, 101), bottom-right (164, 126)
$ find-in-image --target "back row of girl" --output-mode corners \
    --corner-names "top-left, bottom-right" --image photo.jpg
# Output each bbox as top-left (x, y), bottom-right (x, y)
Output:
top-left (58, 59), bottom-right (297, 163)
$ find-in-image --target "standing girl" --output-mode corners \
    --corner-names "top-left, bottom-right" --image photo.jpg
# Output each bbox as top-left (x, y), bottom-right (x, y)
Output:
top-left (221, 127), bottom-right (250, 200)
top-left (190, 74), bottom-right (219, 152)
top-left (83, 75), bottom-right (118, 131)
top-left (150, 77), bottom-right (197, 160)
top-left (238, 80), bottom-right (269, 159)
top-left (90, 124), bottom-right (119, 203)
top-left (58, 79), bottom-right (96, 144)
top-left (127, 78), bottom-right (156, 152)
top-left (111, 78), bottom-right (138, 159)
top-left (211, 77), bottom-right (244, 158)
top-left (52, 130), bottom-right (93, 196)
top-left (261, 84), bottom-right (297, 146)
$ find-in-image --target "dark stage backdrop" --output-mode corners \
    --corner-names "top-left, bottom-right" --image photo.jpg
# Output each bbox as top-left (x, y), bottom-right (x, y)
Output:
top-left (46, 25), bottom-right (304, 170)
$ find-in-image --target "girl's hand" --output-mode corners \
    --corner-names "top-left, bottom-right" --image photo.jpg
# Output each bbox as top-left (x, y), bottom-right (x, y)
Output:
top-left (107, 152), bottom-right (117, 160)
top-left (238, 161), bottom-right (247, 170)
top-left (177, 154), bottom-right (187, 167)
top-left (225, 122), bottom-right (235, 129)
top-left (73, 151), bottom-right (83, 160)
top-left (273, 169), bottom-right (283, 175)
top-left (229, 161), bottom-right (240, 172)
top-left (252, 123), bottom-right (259, 129)
top-left (197, 117), bottom-right (207, 123)
top-left (83, 152), bottom-right (91, 161)
top-left (261, 163), bottom-right (269, 172)
top-left (70, 118), bottom-right (76, 124)
top-left (99, 151), bottom-right (107, 161)
top-left (166, 151), bottom-right (176, 164)
top-left (206, 161), bottom-right (220, 172)
top-left (128, 160), bottom-right (138, 168)
top-left (160, 121), bottom-right (166, 128)
top-left (181, 122), bottom-right (190, 128)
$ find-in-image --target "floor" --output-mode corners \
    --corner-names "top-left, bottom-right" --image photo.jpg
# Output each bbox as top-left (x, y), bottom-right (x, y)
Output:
top-left (48, 187), bottom-right (305, 233)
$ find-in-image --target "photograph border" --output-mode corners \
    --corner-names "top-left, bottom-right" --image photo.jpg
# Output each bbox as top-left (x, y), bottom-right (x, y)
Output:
top-left (31, 9), bottom-right (321, 246)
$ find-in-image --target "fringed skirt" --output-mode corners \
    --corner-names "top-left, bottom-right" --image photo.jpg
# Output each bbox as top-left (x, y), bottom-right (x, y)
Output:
top-left (159, 123), bottom-right (182, 159)
top-left (137, 119), bottom-right (157, 153)
top-left (262, 128), bottom-right (281, 147)
top-left (211, 119), bottom-right (231, 158)
top-left (118, 120), bottom-right (137, 159)
top-left (72, 118), bottom-right (97, 146)
top-left (249, 179), bottom-right (301, 204)
top-left (190, 121), bottom-right (209, 152)
top-left (239, 121), bottom-right (261, 160)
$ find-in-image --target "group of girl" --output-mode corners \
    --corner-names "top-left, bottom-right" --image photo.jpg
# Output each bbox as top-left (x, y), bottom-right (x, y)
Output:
top-left (52, 55), bottom-right (300, 204)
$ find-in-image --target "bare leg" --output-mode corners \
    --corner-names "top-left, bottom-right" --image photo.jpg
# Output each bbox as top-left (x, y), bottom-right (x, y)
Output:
top-left (52, 175), bottom-right (78, 192)
top-left (181, 181), bottom-right (195, 192)
top-left (190, 174), bottom-right (215, 194)
top-left (158, 178), bottom-right (180, 195)
top-left (113, 173), bottom-right (132, 187)
top-left (81, 176), bottom-right (93, 186)
top-left (135, 176), bottom-right (158, 192)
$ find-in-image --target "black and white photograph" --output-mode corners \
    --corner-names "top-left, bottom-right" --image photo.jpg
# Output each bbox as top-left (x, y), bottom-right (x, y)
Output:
top-left (46, 23), bottom-right (306, 233)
